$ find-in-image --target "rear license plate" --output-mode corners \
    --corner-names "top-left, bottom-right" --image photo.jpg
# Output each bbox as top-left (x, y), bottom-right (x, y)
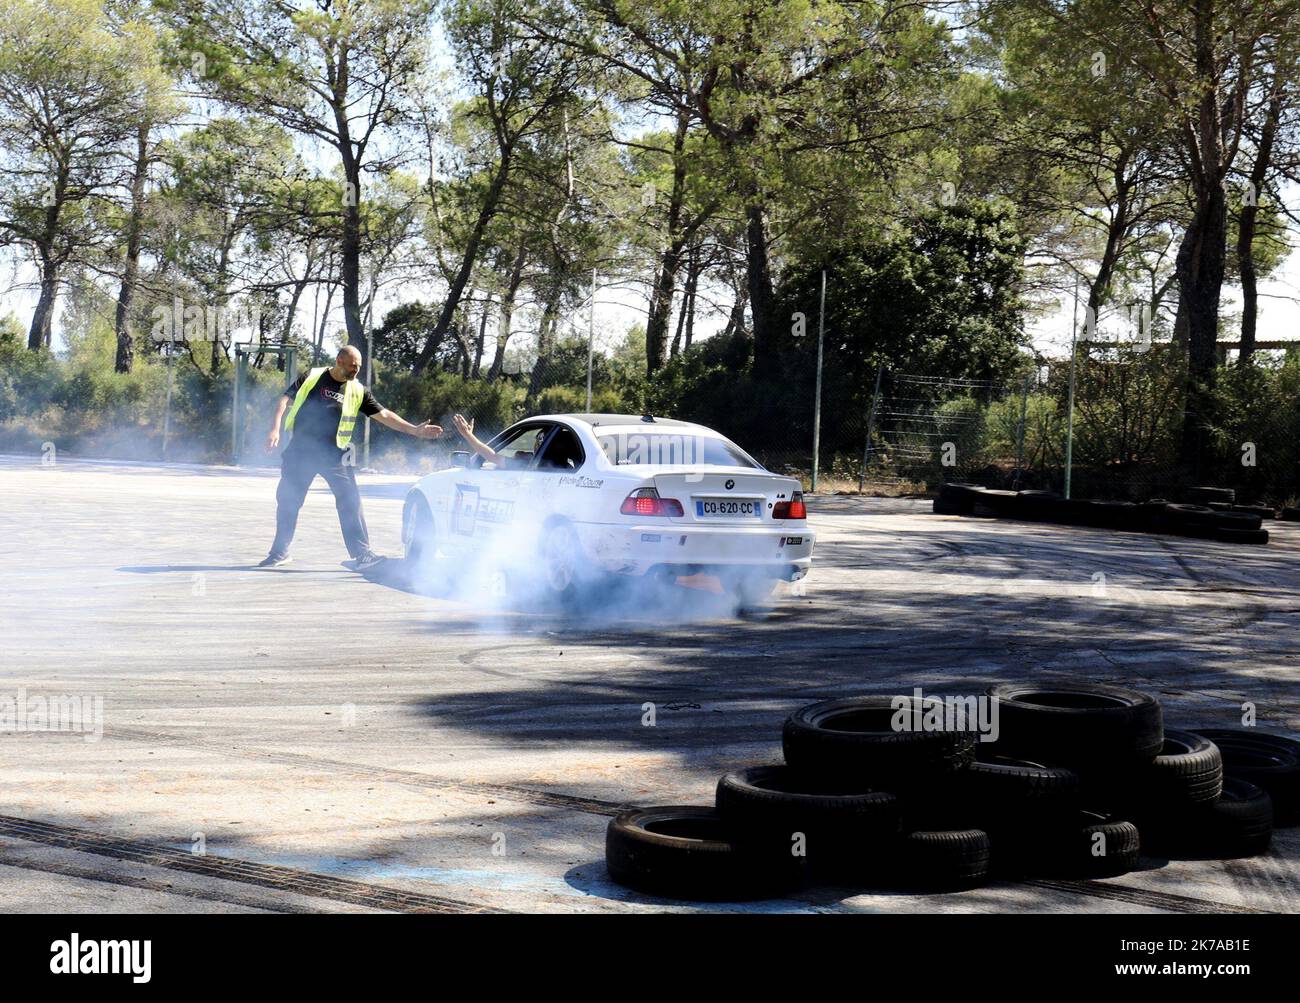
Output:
top-left (696, 499), bottom-right (761, 518)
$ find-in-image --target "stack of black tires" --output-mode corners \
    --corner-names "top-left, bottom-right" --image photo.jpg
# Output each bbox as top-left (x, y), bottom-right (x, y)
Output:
top-left (605, 684), bottom-right (1298, 901)
top-left (932, 483), bottom-right (1279, 544)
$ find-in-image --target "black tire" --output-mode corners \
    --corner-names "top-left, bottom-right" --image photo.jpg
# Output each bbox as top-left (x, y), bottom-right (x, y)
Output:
top-left (715, 766), bottom-right (900, 877)
top-left (401, 493), bottom-right (439, 582)
top-left (960, 754), bottom-right (1081, 817)
top-left (1282, 506), bottom-right (1300, 522)
top-left (1122, 730), bottom-right (1222, 808)
top-left (1188, 486), bottom-right (1235, 505)
top-left (1017, 490), bottom-right (1062, 522)
top-left (1162, 503), bottom-right (1218, 530)
top-left (937, 483), bottom-right (981, 514)
top-left (605, 806), bottom-right (802, 900)
top-left (972, 488), bottom-right (1018, 518)
top-left (933, 497), bottom-right (968, 516)
top-left (782, 696), bottom-right (977, 785)
top-left (1134, 500), bottom-right (1171, 531)
top-left (1232, 504), bottom-right (1276, 520)
top-left (1141, 778), bottom-right (1273, 859)
top-left (895, 828), bottom-right (991, 890)
top-left (1044, 810), bottom-right (1140, 878)
top-left (1191, 729), bottom-right (1300, 826)
top-left (1215, 527), bottom-right (1269, 545)
top-left (1088, 500), bottom-right (1137, 530)
top-left (987, 682), bottom-right (1163, 769)
top-left (1215, 510), bottom-right (1263, 531)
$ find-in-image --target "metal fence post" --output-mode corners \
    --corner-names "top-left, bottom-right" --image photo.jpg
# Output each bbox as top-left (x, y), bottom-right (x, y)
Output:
top-left (859, 362), bottom-right (884, 493)
top-left (231, 349), bottom-right (241, 465)
top-left (162, 347), bottom-right (175, 462)
top-left (586, 267), bottom-right (596, 412)
top-left (811, 269), bottom-right (826, 492)
top-left (1014, 370), bottom-right (1030, 489)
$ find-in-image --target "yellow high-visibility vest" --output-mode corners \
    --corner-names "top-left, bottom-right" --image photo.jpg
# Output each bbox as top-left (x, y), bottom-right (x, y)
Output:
top-left (284, 367), bottom-right (366, 448)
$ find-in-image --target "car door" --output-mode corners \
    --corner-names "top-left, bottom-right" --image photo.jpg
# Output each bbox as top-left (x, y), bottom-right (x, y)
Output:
top-left (450, 422), bottom-right (554, 551)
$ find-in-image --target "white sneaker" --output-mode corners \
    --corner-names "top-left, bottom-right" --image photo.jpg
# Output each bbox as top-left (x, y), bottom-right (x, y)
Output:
top-left (345, 552), bottom-right (386, 571)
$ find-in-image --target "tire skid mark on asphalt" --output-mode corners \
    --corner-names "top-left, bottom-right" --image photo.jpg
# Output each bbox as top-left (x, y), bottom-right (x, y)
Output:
top-left (0, 846), bottom-right (315, 913)
top-left (103, 725), bottom-right (631, 817)
top-left (1021, 878), bottom-right (1269, 914)
top-left (99, 727), bottom-right (1279, 915)
top-left (0, 816), bottom-right (502, 914)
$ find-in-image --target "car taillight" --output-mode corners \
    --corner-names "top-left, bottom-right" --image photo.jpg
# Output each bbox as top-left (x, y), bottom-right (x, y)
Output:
top-left (773, 491), bottom-right (806, 520)
top-left (620, 488), bottom-right (684, 517)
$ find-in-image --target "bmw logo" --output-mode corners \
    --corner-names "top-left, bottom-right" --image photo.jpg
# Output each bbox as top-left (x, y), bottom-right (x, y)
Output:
top-left (725, 479), bottom-right (735, 490)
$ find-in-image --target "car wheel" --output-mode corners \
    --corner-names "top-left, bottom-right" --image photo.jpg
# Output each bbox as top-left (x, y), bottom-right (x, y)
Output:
top-left (540, 521), bottom-right (583, 603)
top-left (402, 494), bottom-right (438, 583)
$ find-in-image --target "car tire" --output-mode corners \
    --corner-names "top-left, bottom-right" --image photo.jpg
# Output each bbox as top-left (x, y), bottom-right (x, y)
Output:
top-left (605, 806), bottom-right (801, 900)
top-left (987, 682), bottom-right (1163, 769)
top-left (937, 483), bottom-right (981, 515)
top-left (894, 828), bottom-right (991, 889)
top-left (1281, 506), bottom-right (1300, 522)
top-left (401, 494), bottom-right (439, 582)
top-left (782, 696), bottom-right (977, 785)
top-left (971, 488), bottom-right (1018, 518)
top-left (1123, 730), bottom-right (1223, 808)
top-left (1043, 810), bottom-right (1140, 878)
top-left (958, 754), bottom-right (1081, 821)
top-left (1188, 486), bottom-right (1235, 505)
top-left (1215, 527), bottom-right (1269, 545)
top-left (1191, 729), bottom-right (1300, 825)
top-left (1232, 504), bottom-right (1276, 520)
top-left (1216, 510), bottom-right (1263, 531)
top-left (715, 766), bottom-right (900, 877)
top-left (1141, 778), bottom-right (1273, 859)
top-left (933, 497), bottom-right (968, 515)
top-left (538, 520), bottom-right (587, 605)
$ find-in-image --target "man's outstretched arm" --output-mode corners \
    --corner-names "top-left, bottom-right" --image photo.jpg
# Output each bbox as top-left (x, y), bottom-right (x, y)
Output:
top-left (372, 409), bottom-right (443, 439)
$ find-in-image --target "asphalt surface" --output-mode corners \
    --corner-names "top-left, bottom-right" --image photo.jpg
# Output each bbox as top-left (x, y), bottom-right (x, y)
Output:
top-left (2, 453), bottom-right (1298, 913)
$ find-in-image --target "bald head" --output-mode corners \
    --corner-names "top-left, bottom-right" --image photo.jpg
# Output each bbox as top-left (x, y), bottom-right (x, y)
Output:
top-left (333, 345), bottom-right (362, 381)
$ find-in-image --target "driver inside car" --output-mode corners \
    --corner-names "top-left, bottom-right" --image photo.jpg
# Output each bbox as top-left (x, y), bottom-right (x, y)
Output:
top-left (451, 414), bottom-right (544, 470)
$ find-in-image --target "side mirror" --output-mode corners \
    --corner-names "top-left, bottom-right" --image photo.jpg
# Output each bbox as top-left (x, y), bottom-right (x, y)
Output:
top-left (450, 450), bottom-right (471, 468)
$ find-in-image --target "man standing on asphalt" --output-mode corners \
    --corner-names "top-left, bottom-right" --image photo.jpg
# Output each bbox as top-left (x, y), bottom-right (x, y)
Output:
top-left (258, 345), bottom-right (442, 569)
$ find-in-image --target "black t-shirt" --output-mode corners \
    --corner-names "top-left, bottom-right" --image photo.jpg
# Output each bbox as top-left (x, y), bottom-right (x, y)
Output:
top-left (283, 369), bottom-right (382, 451)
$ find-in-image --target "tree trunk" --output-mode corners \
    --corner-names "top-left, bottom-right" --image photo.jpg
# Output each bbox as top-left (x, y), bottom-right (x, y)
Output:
top-left (684, 246), bottom-right (699, 351)
top-left (671, 243), bottom-right (700, 357)
top-left (473, 295), bottom-right (490, 377)
top-left (645, 109), bottom-right (690, 374)
top-left (29, 255), bottom-right (60, 351)
top-left (722, 272), bottom-right (749, 339)
top-left (488, 243), bottom-right (527, 382)
top-left (744, 196), bottom-right (777, 375)
top-left (413, 155), bottom-right (513, 373)
top-left (1174, 186), bottom-right (1228, 471)
top-left (528, 285), bottom-right (562, 401)
top-left (1237, 90), bottom-right (1282, 367)
top-left (114, 122), bottom-right (151, 373)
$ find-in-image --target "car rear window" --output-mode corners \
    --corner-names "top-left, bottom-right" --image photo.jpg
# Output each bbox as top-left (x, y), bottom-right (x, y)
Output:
top-left (594, 430), bottom-right (759, 468)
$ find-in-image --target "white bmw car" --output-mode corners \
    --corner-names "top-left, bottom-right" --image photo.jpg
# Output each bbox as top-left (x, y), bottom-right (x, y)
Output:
top-left (401, 413), bottom-right (815, 605)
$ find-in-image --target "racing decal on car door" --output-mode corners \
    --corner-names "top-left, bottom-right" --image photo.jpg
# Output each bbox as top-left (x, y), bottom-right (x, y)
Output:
top-left (453, 483), bottom-right (480, 536)
top-left (453, 482), bottom-right (515, 536)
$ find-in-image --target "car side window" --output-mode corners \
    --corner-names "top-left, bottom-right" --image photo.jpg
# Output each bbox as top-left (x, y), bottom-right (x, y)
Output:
top-left (482, 425), bottom-right (551, 470)
top-left (535, 427), bottom-right (584, 471)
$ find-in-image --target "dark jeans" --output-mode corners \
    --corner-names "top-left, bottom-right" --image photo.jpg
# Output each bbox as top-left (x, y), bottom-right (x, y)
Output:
top-left (270, 447), bottom-right (371, 559)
